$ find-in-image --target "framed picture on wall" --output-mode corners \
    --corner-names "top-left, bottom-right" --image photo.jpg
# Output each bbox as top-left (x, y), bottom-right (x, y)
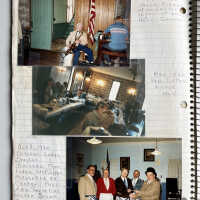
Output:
top-left (144, 149), bottom-right (155, 161)
top-left (120, 157), bottom-right (130, 170)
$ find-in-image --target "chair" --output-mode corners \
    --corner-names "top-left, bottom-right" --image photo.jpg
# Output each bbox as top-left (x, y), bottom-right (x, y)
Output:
top-left (61, 33), bottom-right (93, 66)
top-left (96, 34), bottom-right (127, 65)
top-left (166, 178), bottom-right (181, 200)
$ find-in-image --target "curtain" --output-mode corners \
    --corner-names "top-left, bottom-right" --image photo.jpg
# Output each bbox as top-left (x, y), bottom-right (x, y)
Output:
top-left (168, 159), bottom-right (182, 189)
top-left (66, 0), bottom-right (75, 23)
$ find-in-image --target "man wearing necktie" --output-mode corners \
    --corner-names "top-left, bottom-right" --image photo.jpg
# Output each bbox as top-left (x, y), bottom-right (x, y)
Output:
top-left (115, 168), bottom-right (133, 200)
top-left (65, 23), bottom-right (94, 65)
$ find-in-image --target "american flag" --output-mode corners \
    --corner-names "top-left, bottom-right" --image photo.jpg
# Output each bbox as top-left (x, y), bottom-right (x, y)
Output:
top-left (88, 0), bottom-right (96, 45)
top-left (106, 148), bottom-right (110, 173)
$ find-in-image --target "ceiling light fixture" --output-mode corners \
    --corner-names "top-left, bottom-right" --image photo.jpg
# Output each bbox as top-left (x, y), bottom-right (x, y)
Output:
top-left (151, 138), bottom-right (162, 156)
top-left (86, 137), bottom-right (102, 145)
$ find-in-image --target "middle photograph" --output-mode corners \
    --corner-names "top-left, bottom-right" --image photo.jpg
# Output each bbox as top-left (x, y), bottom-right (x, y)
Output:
top-left (32, 62), bottom-right (145, 136)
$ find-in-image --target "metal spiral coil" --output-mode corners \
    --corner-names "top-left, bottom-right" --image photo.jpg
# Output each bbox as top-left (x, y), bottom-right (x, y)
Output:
top-left (190, 0), bottom-right (199, 199)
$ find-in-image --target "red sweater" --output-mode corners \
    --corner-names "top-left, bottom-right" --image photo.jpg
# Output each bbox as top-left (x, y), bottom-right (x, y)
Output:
top-left (96, 177), bottom-right (116, 199)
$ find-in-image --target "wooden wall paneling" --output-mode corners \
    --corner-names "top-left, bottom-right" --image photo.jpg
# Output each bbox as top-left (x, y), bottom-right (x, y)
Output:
top-left (74, 0), bottom-right (116, 34)
top-left (94, 0), bottom-right (115, 33)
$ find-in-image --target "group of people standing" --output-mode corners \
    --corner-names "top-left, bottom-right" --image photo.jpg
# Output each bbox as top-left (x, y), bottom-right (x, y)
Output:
top-left (78, 165), bottom-right (161, 200)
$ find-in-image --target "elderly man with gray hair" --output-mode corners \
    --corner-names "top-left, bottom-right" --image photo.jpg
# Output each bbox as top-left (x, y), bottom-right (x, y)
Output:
top-left (132, 170), bottom-right (144, 191)
top-left (62, 22), bottom-right (94, 66)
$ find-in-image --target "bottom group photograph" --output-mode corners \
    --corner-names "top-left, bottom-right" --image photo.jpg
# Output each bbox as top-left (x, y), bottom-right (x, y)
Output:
top-left (66, 137), bottom-right (182, 200)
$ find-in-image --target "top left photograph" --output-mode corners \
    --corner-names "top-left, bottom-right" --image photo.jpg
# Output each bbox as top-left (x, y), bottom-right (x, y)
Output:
top-left (17, 0), bottom-right (131, 67)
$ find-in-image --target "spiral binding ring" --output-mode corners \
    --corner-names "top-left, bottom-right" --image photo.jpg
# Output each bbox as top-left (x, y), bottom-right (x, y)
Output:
top-left (189, 0), bottom-right (200, 199)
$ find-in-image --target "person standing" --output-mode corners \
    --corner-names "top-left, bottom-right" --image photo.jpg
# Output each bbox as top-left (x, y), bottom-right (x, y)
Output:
top-left (96, 169), bottom-right (116, 200)
top-left (43, 78), bottom-right (54, 104)
top-left (78, 165), bottom-right (97, 200)
top-left (132, 170), bottom-right (144, 191)
top-left (115, 168), bottom-right (133, 200)
top-left (130, 167), bottom-right (160, 200)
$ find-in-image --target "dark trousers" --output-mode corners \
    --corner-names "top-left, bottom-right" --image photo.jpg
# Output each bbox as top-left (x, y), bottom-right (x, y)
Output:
top-left (103, 43), bottom-right (127, 62)
top-left (73, 44), bottom-right (94, 65)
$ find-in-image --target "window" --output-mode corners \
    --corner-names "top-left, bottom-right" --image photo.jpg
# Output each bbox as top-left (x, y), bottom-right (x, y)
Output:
top-left (109, 81), bottom-right (120, 101)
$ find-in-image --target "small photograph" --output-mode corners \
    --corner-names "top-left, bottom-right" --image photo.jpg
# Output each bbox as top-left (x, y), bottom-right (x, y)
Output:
top-left (32, 60), bottom-right (145, 136)
top-left (18, 0), bottom-right (131, 67)
top-left (67, 137), bottom-right (182, 200)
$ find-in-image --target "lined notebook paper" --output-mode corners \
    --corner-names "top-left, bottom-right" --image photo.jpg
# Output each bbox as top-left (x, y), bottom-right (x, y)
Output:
top-left (11, 0), bottom-right (196, 199)
top-left (12, 68), bottom-right (66, 200)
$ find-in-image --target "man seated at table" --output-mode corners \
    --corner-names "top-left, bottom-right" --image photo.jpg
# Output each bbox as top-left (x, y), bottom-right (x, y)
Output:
top-left (64, 23), bottom-right (94, 66)
top-left (72, 89), bottom-right (87, 103)
top-left (53, 81), bottom-right (62, 98)
top-left (103, 16), bottom-right (129, 65)
top-left (81, 101), bottom-right (114, 135)
top-left (44, 78), bottom-right (54, 104)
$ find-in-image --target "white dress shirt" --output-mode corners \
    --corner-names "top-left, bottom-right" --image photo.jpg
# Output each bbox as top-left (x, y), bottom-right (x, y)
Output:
top-left (104, 178), bottom-right (110, 190)
top-left (132, 178), bottom-right (138, 187)
top-left (87, 174), bottom-right (96, 185)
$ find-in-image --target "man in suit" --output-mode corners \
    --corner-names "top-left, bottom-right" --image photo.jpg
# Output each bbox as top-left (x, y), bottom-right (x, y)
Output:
top-left (115, 168), bottom-right (133, 200)
top-left (132, 170), bottom-right (144, 191)
top-left (96, 168), bottom-right (116, 200)
top-left (78, 165), bottom-right (97, 200)
top-left (130, 167), bottom-right (160, 200)
top-left (65, 23), bottom-right (94, 65)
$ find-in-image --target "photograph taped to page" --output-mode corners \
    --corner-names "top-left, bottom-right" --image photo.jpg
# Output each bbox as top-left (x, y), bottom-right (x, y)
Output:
top-left (32, 59), bottom-right (145, 136)
top-left (17, 0), bottom-right (131, 67)
top-left (66, 137), bottom-right (182, 200)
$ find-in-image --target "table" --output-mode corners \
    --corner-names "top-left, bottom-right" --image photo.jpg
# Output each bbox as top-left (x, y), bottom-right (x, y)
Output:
top-left (33, 102), bottom-right (85, 119)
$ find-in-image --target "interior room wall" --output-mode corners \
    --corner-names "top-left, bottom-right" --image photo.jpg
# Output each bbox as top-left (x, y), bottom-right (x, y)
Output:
top-left (69, 140), bottom-right (182, 184)
top-left (53, 0), bottom-right (74, 39)
top-left (54, 0), bottom-right (67, 24)
top-left (50, 67), bottom-right (72, 84)
top-left (74, 0), bottom-right (115, 33)
top-left (67, 139), bottom-right (93, 180)
top-left (87, 71), bottom-right (137, 103)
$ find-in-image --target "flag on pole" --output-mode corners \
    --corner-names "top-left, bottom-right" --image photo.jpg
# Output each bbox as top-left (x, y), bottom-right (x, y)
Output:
top-left (106, 148), bottom-right (110, 173)
top-left (88, 0), bottom-right (96, 45)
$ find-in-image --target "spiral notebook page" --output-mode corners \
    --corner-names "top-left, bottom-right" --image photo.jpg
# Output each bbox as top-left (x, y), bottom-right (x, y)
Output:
top-left (130, 0), bottom-right (191, 198)
top-left (12, 67), bottom-right (66, 200)
top-left (12, 0), bottom-right (193, 199)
